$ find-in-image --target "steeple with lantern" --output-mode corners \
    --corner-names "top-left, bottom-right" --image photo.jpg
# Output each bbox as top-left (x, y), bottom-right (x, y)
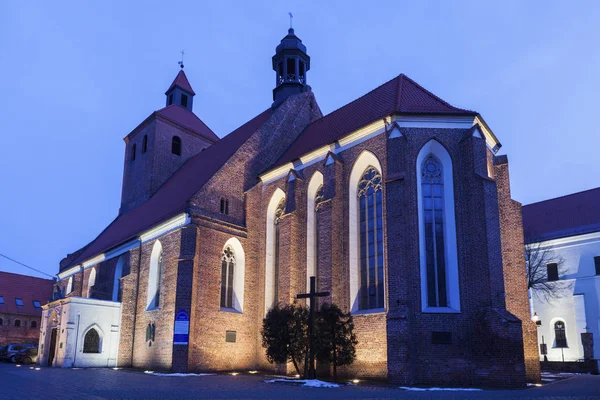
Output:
top-left (272, 15), bottom-right (311, 106)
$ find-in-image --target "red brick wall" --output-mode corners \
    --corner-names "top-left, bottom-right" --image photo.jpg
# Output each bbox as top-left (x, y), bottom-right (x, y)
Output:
top-left (0, 314), bottom-right (41, 346)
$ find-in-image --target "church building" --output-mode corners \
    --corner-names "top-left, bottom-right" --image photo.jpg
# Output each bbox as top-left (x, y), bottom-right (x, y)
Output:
top-left (40, 28), bottom-right (539, 386)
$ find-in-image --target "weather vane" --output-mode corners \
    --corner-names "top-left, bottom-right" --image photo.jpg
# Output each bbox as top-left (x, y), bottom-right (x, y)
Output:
top-left (289, 12), bottom-right (293, 29)
top-left (178, 50), bottom-right (185, 69)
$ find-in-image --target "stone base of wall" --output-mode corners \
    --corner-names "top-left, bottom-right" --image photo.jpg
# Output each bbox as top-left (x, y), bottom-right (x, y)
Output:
top-left (541, 360), bottom-right (599, 375)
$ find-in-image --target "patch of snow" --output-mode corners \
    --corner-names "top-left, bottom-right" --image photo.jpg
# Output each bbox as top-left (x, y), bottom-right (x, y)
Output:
top-left (541, 378), bottom-right (556, 382)
top-left (527, 383), bottom-right (543, 387)
top-left (265, 379), bottom-right (340, 388)
top-left (400, 386), bottom-right (482, 392)
top-left (148, 372), bottom-right (214, 377)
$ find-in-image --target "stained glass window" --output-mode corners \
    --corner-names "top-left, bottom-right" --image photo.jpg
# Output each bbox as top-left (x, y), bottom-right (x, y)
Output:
top-left (220, 247), bottom-right (236, 308)
top-left (83, 329), bottom-right (100, 353)
top-left (358, 167), bottom-right (384, 310)
top-left (422, 155), bottom-right (448, 307)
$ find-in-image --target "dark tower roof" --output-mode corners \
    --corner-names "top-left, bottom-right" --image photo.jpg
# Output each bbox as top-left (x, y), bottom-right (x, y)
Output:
top-left (272, 28), bottom-right (311, 107)
top-left (165, 70), bottom-right (196, 95)
top-left (165, 70), bottom-right (196, 111)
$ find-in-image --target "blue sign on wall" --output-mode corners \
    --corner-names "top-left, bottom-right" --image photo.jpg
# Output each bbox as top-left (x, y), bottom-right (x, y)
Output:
top-left (174, 309), bottom-right (190, 345)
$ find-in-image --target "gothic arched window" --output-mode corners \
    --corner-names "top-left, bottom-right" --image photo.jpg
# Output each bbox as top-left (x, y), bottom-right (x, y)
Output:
top-left (554, 321), bottom-right (567, 348)
top-left (358, 167), bottom-right (384, 310)
top-left (87, 267), bottom-right (96, 298)
top-left (172, 136), bottom-right (182, 156)
top-left (421, 155), bottom-right (448, 308)
top-left (66, 276), bottom-right (73, 295)
top-left (113, 256), bottom-right (125, 302)
top-left (83, 328), bottom-right (101, 353)
top-left (314, 186), bottom-right (324, 290)
top-left (417, 141), bottom-right (460, 312)
top-left (265, 189), bottom-right (285, 314)
top-left (147, 241), bottom-right (163, 310)
top-left (220, 246), bottom-right (236, 309)
top-left (273, 199), bottom-right (285, 306)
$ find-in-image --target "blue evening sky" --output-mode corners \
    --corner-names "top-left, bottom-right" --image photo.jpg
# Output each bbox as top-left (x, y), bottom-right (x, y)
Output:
top-left (1, 1), bottom-right (599, 279)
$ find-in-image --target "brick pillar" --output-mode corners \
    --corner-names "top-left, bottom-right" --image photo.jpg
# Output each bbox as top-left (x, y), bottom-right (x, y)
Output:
top-left (171, 226), bottom-right (197, 372)
top-left (494, 156), bottom-right (540, 382)
top-left (582, 332), bottom-right (594, 360)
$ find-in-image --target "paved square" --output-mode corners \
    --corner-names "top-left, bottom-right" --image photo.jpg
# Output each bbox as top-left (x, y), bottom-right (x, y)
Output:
top-left (1, 363), bottom-right (599, 399)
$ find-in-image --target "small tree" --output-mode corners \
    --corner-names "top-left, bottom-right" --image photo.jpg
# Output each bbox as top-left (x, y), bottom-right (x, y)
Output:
top-left (525, 240), bottom-right (572, 302)
top-left (314, 303), bottom-right (357, 380)
top-left (261, 302), bottom-right (308, 376)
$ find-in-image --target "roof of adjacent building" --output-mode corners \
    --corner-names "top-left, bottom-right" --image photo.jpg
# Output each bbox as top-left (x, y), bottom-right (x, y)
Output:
top-left (522, 187), bottom-right (600, 242)
top-left (165, 70), bottom-right (196, 95)
top-left (0, 272), bottom-right (54, 316)
top-left (273, 73), bottom-right (477, 168)
top-left (63, 107), bottom-right (274, 270)
top-left (62, 73), bottom-right (481, 271)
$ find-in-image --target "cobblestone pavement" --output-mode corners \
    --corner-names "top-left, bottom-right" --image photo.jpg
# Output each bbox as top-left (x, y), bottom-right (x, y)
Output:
top-left (1, 363), bottom-right (599, 400)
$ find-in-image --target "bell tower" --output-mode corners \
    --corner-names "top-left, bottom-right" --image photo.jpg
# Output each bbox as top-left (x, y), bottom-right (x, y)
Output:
top-left (165, 68), bottom-right (195, 111)
top-left (272, 27), bottom-right (311, 106)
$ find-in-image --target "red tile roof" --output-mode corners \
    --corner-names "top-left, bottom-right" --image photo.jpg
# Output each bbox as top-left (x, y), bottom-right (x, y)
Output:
top-left (522, 187), bottom-right (600, 242)
top-left (0, 272), bottom-right (54, 316)
top-left (156, 104), bottom-right (219, 142)
top-left (165, 70), bottom-right (196, 95)
top-left (273, 74), bottom-right (477, 168)
top-left (63, 108), bottom-right (274, 270)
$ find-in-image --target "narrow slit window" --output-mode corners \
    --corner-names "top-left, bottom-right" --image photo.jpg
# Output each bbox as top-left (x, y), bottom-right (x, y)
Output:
top-left (131, 144), bottom-right (136, 161)
top-left (547, 263), bottom-right (559, 281)
top-left (142, 135), bottom-right (148, 153)
top-left (172, 136), bottom-right (182, 156)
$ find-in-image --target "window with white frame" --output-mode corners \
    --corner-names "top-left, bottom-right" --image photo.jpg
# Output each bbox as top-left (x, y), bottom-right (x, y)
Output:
top-left (265, 189), bottom-right (286, 314)
top-left (220, 246), bottom-right (235, 309)
top-left (147, 241), bottom-right (163, 310)
top-left (417, 140), bottom-right (460, 312)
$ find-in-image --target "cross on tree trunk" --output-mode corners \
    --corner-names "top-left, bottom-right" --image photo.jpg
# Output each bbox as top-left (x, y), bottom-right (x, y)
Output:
top-left (296, 276), bottom-right (329, 379)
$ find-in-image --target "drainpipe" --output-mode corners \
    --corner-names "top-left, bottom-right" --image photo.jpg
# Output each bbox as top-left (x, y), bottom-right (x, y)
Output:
top-left (130, 238), bottom-right (143, 366)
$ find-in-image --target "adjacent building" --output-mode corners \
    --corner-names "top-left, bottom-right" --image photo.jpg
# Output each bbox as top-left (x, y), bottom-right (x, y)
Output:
top-left (41, 28), bottom-right (539, 386)
top-left (0, 271), bottom-right (54, 346)
top-left (523, 187), bottom-right (600, 372)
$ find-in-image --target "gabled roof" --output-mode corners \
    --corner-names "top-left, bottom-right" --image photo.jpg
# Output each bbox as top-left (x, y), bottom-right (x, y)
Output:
top-left (156, 104), bottom-right (219, 142)
top-left (0, 272), bottom-right (54, 316)
top-left (63, 108), bottom-right (274, 271)
top-left (273, 74), bottom-right (477, 168)
top-left (165, 70), bottom-right (196, 95)
top-left (522, 187), bottom-right (600, 242)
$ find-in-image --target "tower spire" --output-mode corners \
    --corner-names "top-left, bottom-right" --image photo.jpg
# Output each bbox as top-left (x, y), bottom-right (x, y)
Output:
top-left (178, 50), bottom-right (185, 69)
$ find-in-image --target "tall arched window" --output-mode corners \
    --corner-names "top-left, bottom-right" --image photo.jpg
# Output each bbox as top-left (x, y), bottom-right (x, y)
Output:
top-left (306, 171), bottom-right (324, 297)
top-left (14, 319), bottom-right (21, 327)
top-left (220, 246), bottom-right (235, 309)
top-left (273, 199), bottom-right (285, 304)
top-left (554, 321), bottom-right (568, 348)
top-left (172, 136), bottom-right (182, 156)
top-left (147, 241), bottom-right (163, 310)
top-left (66, 276), bottom-right (73, 295)
top-left (83, 328), bottom-right (101, 353)
top-left (349, 151), bottom-right (385, 312)
top-left (421, 155), bottom-right (447, 307)
top-left (142, 135), bottom-right (148, 153)
top-left (417, 140), bottom-right (460, 312)
top-left (265, 188), bottom-right (286, 314)
top-left (357, 167), bottom-right (384, 310)
top-left (112, 256), bottom-right (125, 302)
top-left (87, 267), bottom-right (96, 298)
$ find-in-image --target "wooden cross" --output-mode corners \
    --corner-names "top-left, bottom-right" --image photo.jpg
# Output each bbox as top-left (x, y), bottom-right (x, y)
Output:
top-left (296, 276), bottom-right (329, 379)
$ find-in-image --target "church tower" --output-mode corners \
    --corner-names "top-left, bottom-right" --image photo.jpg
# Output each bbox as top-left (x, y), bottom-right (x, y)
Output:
top-left (272, 28), bottom-right (311, 106)
top-left (119, 68), bottom-right (219, 214)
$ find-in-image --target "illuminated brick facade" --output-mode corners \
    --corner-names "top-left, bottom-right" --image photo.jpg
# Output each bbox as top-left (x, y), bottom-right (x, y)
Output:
top-left (50, 29), bottom-right (538, 387)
